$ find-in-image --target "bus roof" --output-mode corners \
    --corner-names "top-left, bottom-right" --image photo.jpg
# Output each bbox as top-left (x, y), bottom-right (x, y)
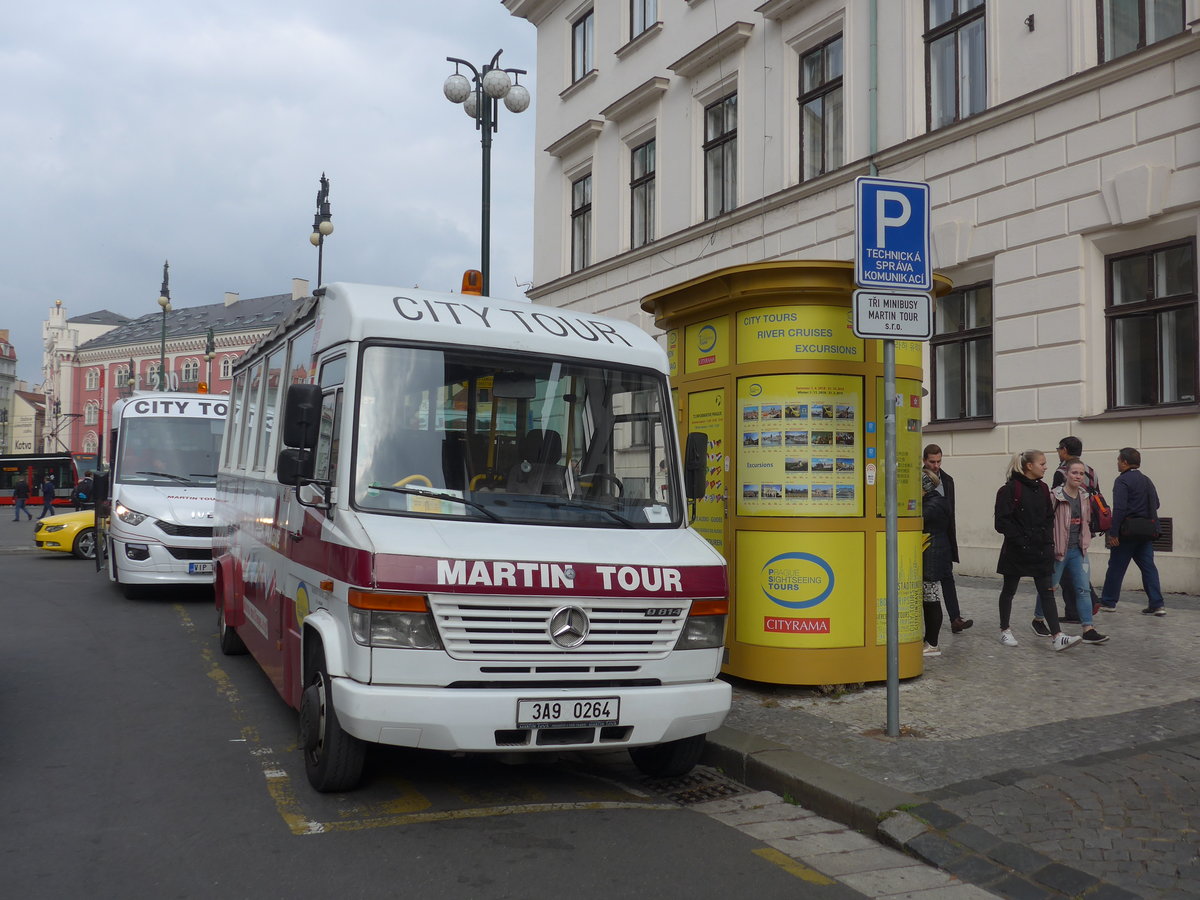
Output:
top-left (313, 283), bottom-right (667, 372)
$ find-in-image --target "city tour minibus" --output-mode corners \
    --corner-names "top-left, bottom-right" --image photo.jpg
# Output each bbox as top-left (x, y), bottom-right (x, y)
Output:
top-left (214, 280), bottom-right (729, 791)
top-left (104, 392), bottom-right (227, 598)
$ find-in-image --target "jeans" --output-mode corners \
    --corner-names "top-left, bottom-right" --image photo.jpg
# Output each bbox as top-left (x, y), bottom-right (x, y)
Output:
top-left (1100, 539), bottom-right (1164, 609)
top-left (940, 575), bottom-right (962, 621)
top-left (999, 573), bottom-right (1060, 633)
top-left (13, 498), bottom-right (31, 520)
top-left (1038, 547), bottom-right (1093, 626)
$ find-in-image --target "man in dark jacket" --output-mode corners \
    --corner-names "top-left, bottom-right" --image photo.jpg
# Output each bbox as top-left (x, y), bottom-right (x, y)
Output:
top-left (39, 475), bottom-right (57, 518)
top-left (12, 479), bottom-right (32, 521)
top-left (923, 444), bottom-right (973, 633)
top-left (1098, 447), bottom-right (1164, 615)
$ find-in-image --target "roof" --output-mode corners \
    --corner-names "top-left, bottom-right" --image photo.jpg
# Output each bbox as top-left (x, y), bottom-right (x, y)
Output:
top-left (79, 293), bottom-right (302, 351)
top-left (68, 310), bottom-right (133, 326)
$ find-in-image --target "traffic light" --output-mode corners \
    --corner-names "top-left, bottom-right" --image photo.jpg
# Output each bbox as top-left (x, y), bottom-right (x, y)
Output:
top-left (53, 400), bottom-right (61, 417)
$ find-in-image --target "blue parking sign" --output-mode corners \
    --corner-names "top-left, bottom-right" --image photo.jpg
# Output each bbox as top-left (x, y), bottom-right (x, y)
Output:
top-left (855, 177), bottom-right (931, 292)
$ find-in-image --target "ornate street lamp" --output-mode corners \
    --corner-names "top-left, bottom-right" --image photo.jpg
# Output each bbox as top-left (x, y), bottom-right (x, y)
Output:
top-left (204, 326), bottom-right (216, 390)
top-left (157, 260), bottom-right (172, 392)
top-left (310, 173), bottom-right (333, 287)
top-left (443, 50), bottom-right (529, 296)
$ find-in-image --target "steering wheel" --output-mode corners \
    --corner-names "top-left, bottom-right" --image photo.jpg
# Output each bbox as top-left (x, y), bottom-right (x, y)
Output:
top-left (393, 474), bottom-right (433, 488)
top-left (579, 472), bottom-right (623, 497)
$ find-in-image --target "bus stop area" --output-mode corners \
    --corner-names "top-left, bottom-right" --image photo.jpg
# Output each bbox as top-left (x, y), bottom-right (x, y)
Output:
top-left (705, 574), bottom-right (1200, 899)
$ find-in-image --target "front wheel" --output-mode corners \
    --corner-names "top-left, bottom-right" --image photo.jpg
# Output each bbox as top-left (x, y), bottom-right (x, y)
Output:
top-left (299, 651), bottom-right (366, 792)
top-left (72, 527), bottom-right (96, 560)
top-left (217, 603), bottom-right (247, 655)
top-left (110, 549), bottom-right (143, 600)
top-left (628, 733), bottom-right (706, 778)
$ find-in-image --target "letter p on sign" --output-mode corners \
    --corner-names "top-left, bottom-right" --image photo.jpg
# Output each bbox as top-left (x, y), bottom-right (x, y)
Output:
top-left (875, 191), bottom-right (911, 249)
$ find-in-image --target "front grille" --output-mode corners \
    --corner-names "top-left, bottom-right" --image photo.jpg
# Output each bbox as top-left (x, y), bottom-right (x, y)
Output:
top-left (155, 521), bottom-right (213, 538)
top-left (432, 595), bottom-right (685, 660)
top-left (166, 547), bottom-right (212, 561)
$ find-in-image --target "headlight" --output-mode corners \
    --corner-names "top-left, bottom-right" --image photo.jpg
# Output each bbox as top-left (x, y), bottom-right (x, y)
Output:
top-left (350, 609), bottom-right (443, 650)
top-left (674, 614), bottom-right (727, 650)
top-left (44, 524), bottom-right (67, 533)
top-left (114, 503), bottom-right (148, 526)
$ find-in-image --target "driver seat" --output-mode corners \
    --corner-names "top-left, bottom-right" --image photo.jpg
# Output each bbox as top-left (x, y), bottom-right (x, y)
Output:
top-left (507, 430), bottom-right (566, 495)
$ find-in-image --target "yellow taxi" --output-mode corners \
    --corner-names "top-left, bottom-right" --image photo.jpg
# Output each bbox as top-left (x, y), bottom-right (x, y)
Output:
top-left (33, 509), bottom-right (97, 560)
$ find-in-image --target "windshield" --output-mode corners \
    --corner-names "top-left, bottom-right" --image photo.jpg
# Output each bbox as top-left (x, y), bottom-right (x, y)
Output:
top-left (115, 417), bottom-right (225, 487)
top-left (353, 345), bottom-right (680, 527)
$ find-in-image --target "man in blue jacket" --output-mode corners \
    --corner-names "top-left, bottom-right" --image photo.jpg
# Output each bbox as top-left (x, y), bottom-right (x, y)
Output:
top-left (1098, 447), bottom-right (1164, 615)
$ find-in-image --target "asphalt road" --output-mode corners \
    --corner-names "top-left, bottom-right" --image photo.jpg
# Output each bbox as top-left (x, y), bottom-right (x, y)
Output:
top-left (2, 542), bottom-right (873, 900)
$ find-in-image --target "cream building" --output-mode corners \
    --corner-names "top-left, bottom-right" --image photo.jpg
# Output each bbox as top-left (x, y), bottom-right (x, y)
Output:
top-left (505, 0), bottom-right (1199, 591)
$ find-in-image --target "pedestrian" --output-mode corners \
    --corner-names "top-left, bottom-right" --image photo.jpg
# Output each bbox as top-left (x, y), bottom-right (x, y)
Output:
top-left (921, 444), bottom-right (973, 633)
top-left (1033, 457), bottom-right (1108, 644)
top-left (39, 474), bottom-right (57, 518)
top-left (993, 449), bottom-right (1082, 651)
top-left (1099, 447), bottom-right (1164, 616)
top-left (1051, 436), bottom-right (1102, 622)
top-left (74, 470), bottom-right (95, 511)
top-left (920, 466), bottom-right (951, 657)
top-left (12, 479), bottom-right (33, 521)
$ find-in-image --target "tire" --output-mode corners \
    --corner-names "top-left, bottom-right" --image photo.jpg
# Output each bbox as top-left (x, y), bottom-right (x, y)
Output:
top-left (72, 527), bottom-right (97, 560)
top-left (299, 649), bottom-right (366, 792)
top-left (628, 733), bottom-right (706, 778)
top-left (111, 549), bottom-right (143, 600)
top-left (217, 603), bottom-right (247, 656)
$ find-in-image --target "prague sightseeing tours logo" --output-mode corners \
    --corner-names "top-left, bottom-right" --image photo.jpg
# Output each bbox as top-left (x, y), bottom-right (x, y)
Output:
top-left (748, 383), bottom-right (762, 397)
top-left (697, 325), bottom-right (718, 353)
top-left (760, 552), bottom-right (835, 609)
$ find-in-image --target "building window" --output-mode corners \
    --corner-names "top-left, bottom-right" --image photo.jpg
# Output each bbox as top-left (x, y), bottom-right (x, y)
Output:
top-left (221, 356), bottom-right (234, 379)
top-left (630, 139), bottom-right (655, 249)
top-left (572, 9), bottom-right (594, 82)
top-left (114, 366), bottom-right (129, 387)
top-left (925, 0), bottom-right (986, 131)
top-left (85, 369), bottom-right (99, 390)
top-left (571, 174), bottom-right (592, 272)
top-left (84, 401), bottom-right (99, 426)
top-left (631, 0), bottom-right (656, 38)
top-left (799, 35), bottom-right (844, 181)
top-left (1106, 240), bottom-right (1197, 409)
top-left (1098, 0), bottom-right (1185, 61)
top-left (931, 282), bottom-right (993, 421)
top-left (181, 359), bottom-right (199, 383)
top-left (703, 93), bottom-right (737, 220)
top-left (83, 432), bottom-right (97, 454)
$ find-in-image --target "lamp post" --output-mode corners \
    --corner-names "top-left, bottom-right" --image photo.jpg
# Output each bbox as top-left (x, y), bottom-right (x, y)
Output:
top-left (443, 50), bottom-right (529, 296)
top-left (310, 174), bottom-right (333, 287)
top-left (204, 327), bottom-right (216, 390)
top-left (157, 260), bottom-right (172, 392)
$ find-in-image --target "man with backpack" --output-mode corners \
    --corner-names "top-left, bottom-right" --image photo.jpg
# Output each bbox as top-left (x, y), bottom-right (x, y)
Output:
top-left (1051, 437), bottom-right (1107, 621)
top-left (74, 470), bottom-right (95, 511)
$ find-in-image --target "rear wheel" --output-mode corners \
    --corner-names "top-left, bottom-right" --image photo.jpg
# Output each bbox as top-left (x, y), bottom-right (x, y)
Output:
top-left (628, 733), bottom-right (706, 778)
top-left (299, 647), bottom-right (366, 792)
top-left (72, 527), bottom-right (96, 560)
top-left (217, 602), bottom-right (247, 655)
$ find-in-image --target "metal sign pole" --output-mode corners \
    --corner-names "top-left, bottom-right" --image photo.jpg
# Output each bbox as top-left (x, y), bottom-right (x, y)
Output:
top-left (884, 339), bottom-right (899, 736)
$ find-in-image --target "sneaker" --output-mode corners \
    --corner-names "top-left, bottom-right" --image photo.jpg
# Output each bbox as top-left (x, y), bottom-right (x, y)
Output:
top-left (999, 629), bottom-right (1019, 647)
top-left (951, 617), bottom-right (974, 633)
top-left (1081, 629), bottom-right (1109, 644)
top-left (1053, 634), bottom-right (1083, 651)
top-left (922, 643), bottom-right (941, 657)
top-left (1141, 606), bottom-right (1166, 617)
top-left (1030, 618), bottom-right (1052, 637)
top-left (1099, 604), bottom-right (1118, 613)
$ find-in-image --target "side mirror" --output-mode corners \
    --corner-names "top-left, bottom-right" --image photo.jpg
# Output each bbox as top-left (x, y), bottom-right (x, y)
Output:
top-left (683, 431), bottom-right (708, 500)
top-left (277, 447), bottom-right (314, 486)
top-left (282, 383), bottom-right (322, 450)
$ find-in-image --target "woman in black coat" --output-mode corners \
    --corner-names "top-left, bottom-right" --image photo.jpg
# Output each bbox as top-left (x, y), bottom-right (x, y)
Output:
top-left (921, 468), bottom-right (953, 656)
top-left (994, 449), bottom-right (1080, 651)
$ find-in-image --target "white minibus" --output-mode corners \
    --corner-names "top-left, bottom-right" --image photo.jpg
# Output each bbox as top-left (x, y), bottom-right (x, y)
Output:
top-left (214, 281), bottom-right (729, 791)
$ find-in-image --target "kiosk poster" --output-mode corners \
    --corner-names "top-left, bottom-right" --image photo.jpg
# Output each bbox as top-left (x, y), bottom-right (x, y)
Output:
top-left (687, 388), bottom-right (727, 557)
top-left (684, 315), bottom-right (729, 374)
top-left (735, 530), bottom-right (866, 648)
top-left (666, 329), bottom-right (679, 378)
top-left (874, 377), bottom-right (924, 517)
top-left (736, 374), bottom-right (863, 517)
top-left (873, 530), bottom-right (923, 644)
top-left (736, 305), bottom-right (862, 364)
top-left (872, 338), bottom-right (922, 368)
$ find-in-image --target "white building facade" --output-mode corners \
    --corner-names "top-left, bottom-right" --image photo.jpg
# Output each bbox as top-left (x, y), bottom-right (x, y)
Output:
top-left (506, 0), bottom-right (1199, 592)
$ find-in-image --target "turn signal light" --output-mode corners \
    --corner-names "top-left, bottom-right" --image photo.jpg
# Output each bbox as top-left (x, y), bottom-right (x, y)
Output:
top-left (688, 599), bottom-right (729, 616)
top-left (348, 589), bottom-right (430, 612)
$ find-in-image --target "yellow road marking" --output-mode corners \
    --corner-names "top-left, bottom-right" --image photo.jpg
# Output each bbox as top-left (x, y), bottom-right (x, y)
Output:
top-left (180, 605), bottom-right (677, 835)
top-left (752, 847), bottom-right (836, 884)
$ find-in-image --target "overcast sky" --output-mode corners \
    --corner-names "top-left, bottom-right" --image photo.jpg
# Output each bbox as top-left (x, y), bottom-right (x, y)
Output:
top-left (2, 0), bottom-right (536, 383)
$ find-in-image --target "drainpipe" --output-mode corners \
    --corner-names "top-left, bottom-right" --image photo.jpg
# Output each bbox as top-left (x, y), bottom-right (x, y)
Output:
top-left (869, 0), bottom-right (879, 176)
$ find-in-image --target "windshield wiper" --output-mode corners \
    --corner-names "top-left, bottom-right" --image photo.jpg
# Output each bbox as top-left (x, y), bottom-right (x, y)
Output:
top-left (521, 496), bottom-right (636, 527)
top-left (367, 484), bottom-right (503, 522)
top-left (134, 470), bottom-right (193, 484)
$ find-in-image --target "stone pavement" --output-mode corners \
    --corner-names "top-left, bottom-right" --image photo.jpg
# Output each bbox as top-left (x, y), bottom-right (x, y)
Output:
top-left (703, 575), bottom-right (1200, 898)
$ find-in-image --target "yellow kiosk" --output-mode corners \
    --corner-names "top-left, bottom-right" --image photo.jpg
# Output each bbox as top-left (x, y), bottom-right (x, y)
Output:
top-left (641, 261), bottom-right (951, 685)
